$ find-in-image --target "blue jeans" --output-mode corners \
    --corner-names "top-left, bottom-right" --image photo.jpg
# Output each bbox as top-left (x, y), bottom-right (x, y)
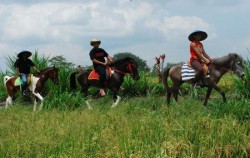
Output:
top-left (21, 73), bottom-right (28, 86)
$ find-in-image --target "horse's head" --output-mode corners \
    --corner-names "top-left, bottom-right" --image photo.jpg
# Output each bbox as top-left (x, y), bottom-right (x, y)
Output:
top-left (113, 57), bottom-right (140, 80)
top-left (41, 66), bottom-right (59, 84)
top-left (229, 53), bottom-right (245, 79)
top-left (125, 58), bottom-right (140, 80)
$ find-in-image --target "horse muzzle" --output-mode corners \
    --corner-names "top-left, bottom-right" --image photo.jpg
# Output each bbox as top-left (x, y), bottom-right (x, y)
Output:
top-left (237, 71), bottom-right (245, 79)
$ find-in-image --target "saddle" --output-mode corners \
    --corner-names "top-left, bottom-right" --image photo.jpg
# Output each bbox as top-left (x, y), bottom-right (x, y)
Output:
top-left (88, 67), bottom-right (113, 80)
top-left (187, 62), bottom-right (209, 75)
top-left (181, 63), bottom-right (209, 81)
top-left (14, 74), bottom-right (32, 86)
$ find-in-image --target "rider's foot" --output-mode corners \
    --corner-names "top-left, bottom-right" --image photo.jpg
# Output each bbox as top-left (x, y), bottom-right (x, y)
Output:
top-left (100, 89), bottom-right (106, 96)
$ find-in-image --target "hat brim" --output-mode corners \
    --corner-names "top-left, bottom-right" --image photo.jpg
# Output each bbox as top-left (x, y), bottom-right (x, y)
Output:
top-left (90, 41), bottom-right (101, 46)
top-left (188, 31), bottom-right (207, 41)
top-left (17, 51), bottom-right (32, 58)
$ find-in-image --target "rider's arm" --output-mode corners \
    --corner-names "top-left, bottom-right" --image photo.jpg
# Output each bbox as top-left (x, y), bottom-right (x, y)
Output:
top-left (203, 50), bottom-right (211, 61)
top-left (107, 55), bottom-right (113, 63)
top-left (15, 67), bottom-right (21, 75)
top-left (32, 66), bottom-right (40, 73)
top-left (92, 59), bottom-right (107, 66)
top-left (191, 43), bottom-right (210, 64)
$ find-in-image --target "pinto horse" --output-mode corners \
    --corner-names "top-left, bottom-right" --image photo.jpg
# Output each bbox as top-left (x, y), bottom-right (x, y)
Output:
top-left (162, 53), bottom-right (245, 106)
top-left (70, 57), bottom-right (140, 109)
top-left (4, 66), bottom-right (59, 111)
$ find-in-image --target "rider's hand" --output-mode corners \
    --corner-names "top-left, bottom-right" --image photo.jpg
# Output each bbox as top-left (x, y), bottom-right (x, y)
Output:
top-left (205, 59), bottom-right (210, 64)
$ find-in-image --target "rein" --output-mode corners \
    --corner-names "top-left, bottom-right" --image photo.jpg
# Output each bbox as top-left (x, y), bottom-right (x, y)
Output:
top-left (209, 61), bottom-right (233, 72)
top-left (112, 63), bottom-right (133, 76)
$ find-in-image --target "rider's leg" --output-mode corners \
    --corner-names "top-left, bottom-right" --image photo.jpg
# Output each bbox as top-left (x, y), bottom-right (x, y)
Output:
top-left (191, 60), bottom-right (204, 87)
top-left (21, 73), bottom-right (28, 94)
top-left (95, 66), bottom-right (106, 96)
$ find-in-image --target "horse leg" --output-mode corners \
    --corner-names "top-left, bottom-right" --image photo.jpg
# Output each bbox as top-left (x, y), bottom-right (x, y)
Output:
top-left (211, 84), bottom-right (226, 103)
top-left (172, 82), bottom-right (181, 102)
top-left (32, 92), bottom-right (44, 111)
top-left (166, 88), bottom-right (172, 106)
top-left (81, 86), bottom-right (92, 109)
top-left (5, 96), bottom-right (13, 108)
top-left (33, 96), bottom-right (38, 111)
top-left (111, 88), bottom-right (121, 108)
top-left (204, 87), bottom-right (213, 106)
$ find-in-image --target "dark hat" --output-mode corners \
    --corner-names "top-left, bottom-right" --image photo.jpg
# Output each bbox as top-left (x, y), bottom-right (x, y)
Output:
top-left (188, 30), bottom-right (207, 41)
top-left (17, 50), bottom-right (32, 58)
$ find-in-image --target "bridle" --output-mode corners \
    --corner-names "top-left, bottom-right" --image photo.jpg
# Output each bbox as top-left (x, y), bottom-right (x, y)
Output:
top-left (40, 67), bottom-right (58, 83)
top-left (113, 63), bottom-right (135, 76)
top-left (209, 59), bottom-right (239, 73)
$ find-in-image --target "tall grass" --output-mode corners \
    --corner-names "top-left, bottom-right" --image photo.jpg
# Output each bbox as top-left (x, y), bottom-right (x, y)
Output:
top-left (233, 57), bottom-right (250, 98)
top-left (0, 96), bottom-right (249, 157)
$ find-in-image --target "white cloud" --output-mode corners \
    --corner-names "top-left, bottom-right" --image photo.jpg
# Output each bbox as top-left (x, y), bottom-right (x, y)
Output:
top-left (146, 16), bottom-right (210, 39)
top-left (0, 0), bottom-right (249, 72)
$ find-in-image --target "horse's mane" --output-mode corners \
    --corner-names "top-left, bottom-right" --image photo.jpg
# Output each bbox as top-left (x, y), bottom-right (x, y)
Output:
top-left (34, 66), bottom-right (58, 76)
top-left (112, 57), bottom-right (136, 69)
top-left (212, 53), bottom-right (242, 65)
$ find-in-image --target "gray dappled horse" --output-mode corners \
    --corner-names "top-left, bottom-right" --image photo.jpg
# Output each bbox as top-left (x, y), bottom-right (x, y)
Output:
top-left (70, 57), bottom-right (140, 109)
top-left (162, 53), bottom-right (245, 106)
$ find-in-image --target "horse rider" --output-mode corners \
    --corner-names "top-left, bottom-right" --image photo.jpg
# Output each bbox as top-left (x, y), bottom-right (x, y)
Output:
top-left (14, 50), bottom-right (40, 95)
top-left (189, 30), bottom-right (212, 88)
top-left (89, 39), bottom-right (113, 96)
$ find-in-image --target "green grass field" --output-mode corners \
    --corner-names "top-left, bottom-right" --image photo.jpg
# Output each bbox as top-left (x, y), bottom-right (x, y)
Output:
top-left (0, 95), bottom-right (249, 157)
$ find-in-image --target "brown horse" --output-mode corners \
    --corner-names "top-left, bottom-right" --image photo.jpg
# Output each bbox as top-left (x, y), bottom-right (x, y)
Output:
top-left (4, 66), bottom-right (59, 111)
top-left (70, 57), bottom-right (140, 109)
top-left (162, 53), bottom-right (245, 106)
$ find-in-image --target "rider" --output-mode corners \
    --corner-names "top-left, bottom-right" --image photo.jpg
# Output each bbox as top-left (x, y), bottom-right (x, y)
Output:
top-left (14, 50), bottom-right (40, 95)
top-left (89, 39), bottom-right (113, 96)
top-left (189, 30), bottom-right (211, 88)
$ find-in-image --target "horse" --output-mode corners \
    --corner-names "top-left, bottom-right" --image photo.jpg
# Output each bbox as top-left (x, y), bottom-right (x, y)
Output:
top-left (4, 66), bottom-right (59, 111)
top-left (70, 57), bottom-right (140, 109)
top-left (162, 53), bottom-right (245, 106)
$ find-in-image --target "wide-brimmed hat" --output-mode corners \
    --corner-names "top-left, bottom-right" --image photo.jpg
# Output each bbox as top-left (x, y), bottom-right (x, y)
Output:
top-left (90, 39), bottom-right (101, 46)
top-left (188, 30), bottom-right (207, 41)
top-left (17, 50), bottom-right (32, 58)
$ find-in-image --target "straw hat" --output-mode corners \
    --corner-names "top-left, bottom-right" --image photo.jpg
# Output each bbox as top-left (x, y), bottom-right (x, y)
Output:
top-left (17, 50), bottom-right (32, 58)
top-left (188, 30), bottom-right (207, 41)
top-left (90, 39), bottom-right (101, 46)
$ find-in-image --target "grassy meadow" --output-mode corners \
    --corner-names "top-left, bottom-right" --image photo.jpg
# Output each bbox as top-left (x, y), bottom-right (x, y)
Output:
top-left (0, 53), bottom-right (249, 157)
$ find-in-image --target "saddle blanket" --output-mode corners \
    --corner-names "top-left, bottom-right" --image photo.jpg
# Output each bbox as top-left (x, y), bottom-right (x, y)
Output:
top-left (14, 74), bottom-right (33, 86)
top-left (181, 64), bottom-right (210, 81)
top-left (88, 68), bottom-right (113, 80)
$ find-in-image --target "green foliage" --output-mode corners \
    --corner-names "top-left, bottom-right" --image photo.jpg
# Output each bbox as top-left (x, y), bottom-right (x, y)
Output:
top-left (48, 55), bottom-right (75, 70)
top-left (233, 58), bottom-right (250, 98)
top-left (121, 72), bottom-right (165, 96)
top-left (113, 52), bottom-right (150, 71)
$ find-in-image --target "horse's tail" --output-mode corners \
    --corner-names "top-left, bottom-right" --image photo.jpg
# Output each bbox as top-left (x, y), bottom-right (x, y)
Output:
top-left (3, 76), bottom-right (11, 87)
top-left (70, 71), bottom-right (78, 90)
top-left (162, 68), bottom-right (171, 91)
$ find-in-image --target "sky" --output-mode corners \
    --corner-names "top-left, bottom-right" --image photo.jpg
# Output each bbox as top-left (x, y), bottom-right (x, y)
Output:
top-left (0, 0), bottom-right (250, 71)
